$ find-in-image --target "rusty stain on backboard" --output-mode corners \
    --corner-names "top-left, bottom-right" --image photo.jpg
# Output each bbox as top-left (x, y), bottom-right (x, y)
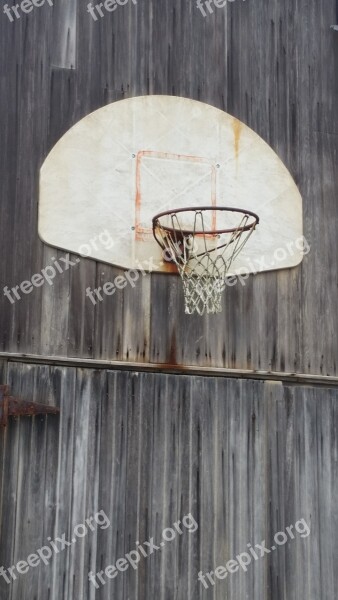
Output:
top-left (232, 118), bottom-right (242, 160)
top-left (134, 150), bottom-right (217, 241)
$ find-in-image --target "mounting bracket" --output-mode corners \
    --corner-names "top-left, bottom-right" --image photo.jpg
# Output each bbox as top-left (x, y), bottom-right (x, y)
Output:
top-left (0, 385), bottom-right (60, 427)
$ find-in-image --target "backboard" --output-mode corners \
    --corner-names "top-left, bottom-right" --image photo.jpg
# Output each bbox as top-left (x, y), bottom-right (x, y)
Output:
top-left (39, 95), bottom-right (303, 274)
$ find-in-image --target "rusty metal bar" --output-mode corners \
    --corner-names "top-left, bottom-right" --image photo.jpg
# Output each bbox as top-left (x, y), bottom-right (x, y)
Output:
top-left (0, 386), bottom-right (60, 427)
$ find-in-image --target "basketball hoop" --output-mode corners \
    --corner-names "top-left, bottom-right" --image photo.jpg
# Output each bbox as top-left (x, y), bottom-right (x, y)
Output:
top-left (152, 206), bottom-right (259, 315)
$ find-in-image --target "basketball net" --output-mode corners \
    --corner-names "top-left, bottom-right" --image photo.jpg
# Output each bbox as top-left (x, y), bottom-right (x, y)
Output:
top-left (153, 208), bottom-right (258, 315)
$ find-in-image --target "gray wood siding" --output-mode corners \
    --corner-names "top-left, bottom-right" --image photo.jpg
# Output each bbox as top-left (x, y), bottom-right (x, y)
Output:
top-left (0, 1), bottom-right (337, 372)
top-left (0, 361), bottom-right (337, 599)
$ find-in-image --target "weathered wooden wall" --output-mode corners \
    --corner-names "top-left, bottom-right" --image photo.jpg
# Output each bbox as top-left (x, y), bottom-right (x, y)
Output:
top-left (0, 360), bottom-right (337, 600)
top-left (0, 0), bottom-right (337, 374)
top-left (0, 3), bottom-right (337, 599)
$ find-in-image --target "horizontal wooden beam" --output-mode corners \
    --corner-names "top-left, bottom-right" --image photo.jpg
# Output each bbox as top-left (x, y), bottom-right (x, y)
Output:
top-left (0, 352), bottom-right (338, 388)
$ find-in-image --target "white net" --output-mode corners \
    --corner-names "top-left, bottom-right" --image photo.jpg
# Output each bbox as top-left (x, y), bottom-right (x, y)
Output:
top-left (153, 208), bottom-right (258, 315)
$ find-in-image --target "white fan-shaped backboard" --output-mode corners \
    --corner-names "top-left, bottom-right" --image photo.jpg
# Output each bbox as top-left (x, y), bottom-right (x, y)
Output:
top-left (39, 96), bottom-right (303, 274)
